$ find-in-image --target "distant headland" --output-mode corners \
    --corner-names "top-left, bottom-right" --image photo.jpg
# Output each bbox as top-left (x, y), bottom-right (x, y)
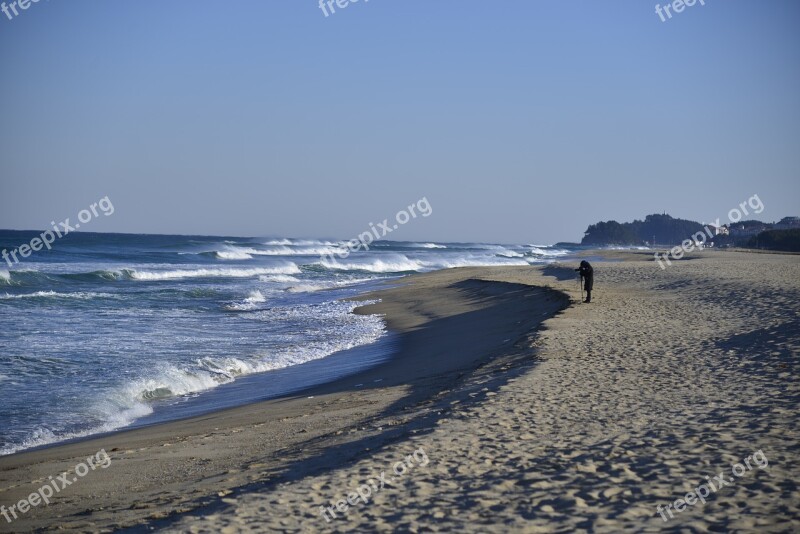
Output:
top-left (581, 214), bottom-right (800, 252)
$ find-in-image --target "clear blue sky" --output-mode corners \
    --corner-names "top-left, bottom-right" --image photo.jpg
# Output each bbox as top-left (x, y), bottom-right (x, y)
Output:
top-left (1, 0), bottom-right (798, 243)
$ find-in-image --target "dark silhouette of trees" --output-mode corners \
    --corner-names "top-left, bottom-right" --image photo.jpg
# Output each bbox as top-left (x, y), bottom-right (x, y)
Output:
top-left (581, 214), bottom-right (705, 246)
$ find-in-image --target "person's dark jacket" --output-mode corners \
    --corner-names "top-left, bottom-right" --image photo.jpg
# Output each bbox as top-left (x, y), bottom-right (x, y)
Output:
top-left (576, 261), bottom-right (593, 291)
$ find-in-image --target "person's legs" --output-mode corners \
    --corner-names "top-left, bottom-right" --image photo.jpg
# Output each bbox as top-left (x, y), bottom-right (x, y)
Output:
top-left (585, 290), bottom-right (591, 303)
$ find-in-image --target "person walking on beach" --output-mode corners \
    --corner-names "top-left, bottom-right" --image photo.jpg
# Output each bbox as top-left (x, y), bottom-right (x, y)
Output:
top-left (576, 260), bottom-right (593, 303)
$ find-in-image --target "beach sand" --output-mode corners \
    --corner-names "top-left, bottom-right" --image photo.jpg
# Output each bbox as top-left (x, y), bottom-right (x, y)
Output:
top-left (1, 251), bottom-right (798, 532)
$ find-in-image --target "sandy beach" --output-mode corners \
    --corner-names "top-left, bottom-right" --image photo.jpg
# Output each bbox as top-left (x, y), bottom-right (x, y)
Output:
top-left (1, 250), bottom-right (798, 532)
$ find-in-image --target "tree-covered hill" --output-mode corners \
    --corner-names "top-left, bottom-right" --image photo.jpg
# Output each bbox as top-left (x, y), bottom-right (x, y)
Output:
top-left (581, 214), bottom-right (705, 246)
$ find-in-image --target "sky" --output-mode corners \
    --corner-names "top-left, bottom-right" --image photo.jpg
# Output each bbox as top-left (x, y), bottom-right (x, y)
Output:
top-left (1, 0), bottom-right (798, 244)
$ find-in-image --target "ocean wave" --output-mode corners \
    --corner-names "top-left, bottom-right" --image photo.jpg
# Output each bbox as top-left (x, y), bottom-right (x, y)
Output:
top-left (249, 245), bottom-right (346, 256)
top-left (53, 266), bottom-right (301, 282)
top-left (263, 238), bottom-right (293, 246)
top-left (497, 250), bottom-right (525, 258)
top-left (60, 269), bottom-right (127, 282)
top-left (266, 246), bottom-right (346, 256)
top-left (603, 245), bottom-right (652, 250)
top-left (263, 238), bottom-right (339, 247)
top-left (128, 265), bottom-right (300, 281)
top-left (259, 274), bottom-right (300, 283)
top-left (0, 291), bottom-right (116, 301)
top-left (391, 242), bottom-right (447, 249)
top-left (248, 301), bottom-right (385, 365)
top-left (130, 303), bottom-right (384, 396)
top-left (0, 403), bottom-right (153, 457)
top-left (128, 364), bottom-right (227, 401)
top-left (286, 283), bottom-right (331, 293)
top-left (0, 269), bottom-right (10, 284)
top-left (528, 246), bottom-right (570, 257)
top-left (286, 276), bottom-right (376, 293)
top-left (318, 253), bottom-right (533, 273)
top-left (320, 256), bottom-right (424, 273)
top-left (194, 245), bottom-right (260, 260)
top-left (224, 290), bottom-right (268, 311)
top-left (459, 243), bottom-right (511, 250)
top-left (213, 249), bottom-right (254, 260)
top-left (208, 244), bottom-right (346, 258)
top-left (2, 359), bottom-right (255, 456)
top-left (250, 246), bottom-right (292, 255)
top-left (427, 256), bottom-right (530, 269)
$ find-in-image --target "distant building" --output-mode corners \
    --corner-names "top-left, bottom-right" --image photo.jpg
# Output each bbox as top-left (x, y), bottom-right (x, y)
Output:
top-left (706, 224), bottom-right (728, 236)
top-left (729, 222), bottom-right (770, 238)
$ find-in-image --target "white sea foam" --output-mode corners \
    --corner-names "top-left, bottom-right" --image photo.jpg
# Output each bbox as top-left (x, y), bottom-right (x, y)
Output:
top-left (0, 402), bottom-right (153, 457)
top-left (128, 265), bottom-right (300, 281)
top-left (233, 246), bottom-right (285, 255)
top-left (321, 256), bottom-right (425, 273)
top-left (0, 269), bottom-right (10, 284)
top-left (253, 245), bottom-right (346, 256)
top-left (427, 256), bottom-right (530, 269)
top-left (259, 274), bottom-right (300, 283)
top-left (247, 301), bottom-right (386, 371)
top-left (213, 244), bottom-right (346, 258)
top-left (394, 242), bottom-right (447, 249)
top-left (318, 253), bottom-right (532, 273)
top-left (604, 245), bottom-right (651, 250)
top-left (286, 277), bottom-right (376, 293)
top-left (263, 238), bottom-right (293, 246)
top-left (263, 238), bottom-right (339, 247)
top-left (528, 246), bottom-right (570, 257)
top-left (130, 364), bottom-right (227, 401)
top-left (225, 290), bottom-right (268, 311)
top-left (247, 290), bottom-right (267, 303)
top-left (497, 250), bottom-right (525, 258)
top-left (287, 283), bottom-right (330, 293)
top-left (214, 249), bottom-right (254, 260)
top-left (0, 291), bottom-right (116, 300)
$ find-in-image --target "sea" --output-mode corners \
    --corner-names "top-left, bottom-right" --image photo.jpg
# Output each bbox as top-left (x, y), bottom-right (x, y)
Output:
top-left (0, 230), bottom-right (574, 456)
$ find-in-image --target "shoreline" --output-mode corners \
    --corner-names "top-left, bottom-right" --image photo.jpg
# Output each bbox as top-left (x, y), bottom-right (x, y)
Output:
top-left (0, 268), bottom-right (569, 532)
